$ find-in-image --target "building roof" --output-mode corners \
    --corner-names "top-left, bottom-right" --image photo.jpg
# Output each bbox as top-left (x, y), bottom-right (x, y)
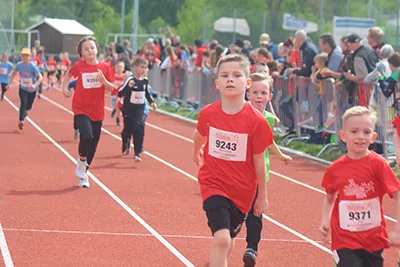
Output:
top-left (26, 18), bottom-right (94, 36)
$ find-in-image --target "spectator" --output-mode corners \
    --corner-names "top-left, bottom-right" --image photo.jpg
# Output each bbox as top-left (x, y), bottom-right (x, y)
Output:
top-left (286, 30), bottom-right (319, 77)
top-left (343, 33), bottom-right (379, 106)
top-left (319, 34), bottom-right (343, 73)
top-left (194, 39), bottom-right (207, 68)
top-left (259, 33), bottom-right (279, 60)
top-left (367, 27), bottom-right (385, 54)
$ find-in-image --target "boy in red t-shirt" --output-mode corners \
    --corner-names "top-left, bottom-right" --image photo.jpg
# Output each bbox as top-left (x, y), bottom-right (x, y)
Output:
top-left (192, 54), bottom-right (274, 267)
top-left (320, 106), bottom-right (400, 267)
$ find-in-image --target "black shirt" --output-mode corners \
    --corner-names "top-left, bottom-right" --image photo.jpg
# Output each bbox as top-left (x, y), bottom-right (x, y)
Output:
top-left (118, 76), bottom-right (154, 116)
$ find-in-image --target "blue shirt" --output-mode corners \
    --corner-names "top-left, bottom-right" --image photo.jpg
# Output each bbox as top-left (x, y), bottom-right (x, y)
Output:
top-left (67, 80), bottom-right (77, 91)
top-left (15, 62), bottom-right (40, 92)
top-left (0, 61), bottom-right (13, 84)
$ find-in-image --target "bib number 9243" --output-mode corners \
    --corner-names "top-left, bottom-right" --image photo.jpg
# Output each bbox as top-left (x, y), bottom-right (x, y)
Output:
top-left (215, 140), bottom-right (237, 151)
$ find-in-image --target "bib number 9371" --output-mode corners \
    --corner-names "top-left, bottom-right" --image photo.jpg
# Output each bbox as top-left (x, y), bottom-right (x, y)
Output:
top-left (339, 198), bottom-right (381, 232)
top-left (208, 126), bottom-right (247, 161)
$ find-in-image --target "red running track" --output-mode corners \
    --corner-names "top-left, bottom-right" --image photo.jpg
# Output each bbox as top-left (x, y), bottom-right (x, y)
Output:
top-left (0, 85), bottom-right (398, 266)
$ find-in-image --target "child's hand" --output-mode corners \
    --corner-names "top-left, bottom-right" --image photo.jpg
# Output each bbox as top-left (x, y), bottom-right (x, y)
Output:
top-left (151, 102), bottom-right (157, 111)
top-left (280, 153), bottom-right (292, 165)
top-left (254, 196), bottom-right (268, 217)
top-left (63, 87), bottom-right (71, 98)
top-left (389, 231), bottom-right (400, 247)
top-left (274, 116), bottom-right (280, 127)
top-left (128, 79), bottom-right (135, 88)
top-left (319, 221), bottom-right (330, 237)
top-left (96, 69), bottom-right (107, 85)
top-left (193, 149), bottom-right (204, 166)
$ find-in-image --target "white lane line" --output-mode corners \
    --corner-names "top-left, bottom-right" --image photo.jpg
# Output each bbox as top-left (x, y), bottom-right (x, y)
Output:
top-left (3, 228), bottom-right (323, 243)
top-left (4, 96), bottom-right (194, 267)
top-left (40, 95), bottom-right (333, 255)
top-left (0, 223), bottom-right (14, 267)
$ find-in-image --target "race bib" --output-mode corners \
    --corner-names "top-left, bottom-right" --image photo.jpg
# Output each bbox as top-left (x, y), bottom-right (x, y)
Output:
top-left (208, 126), bottom-right (248, 161)
top-left (114, 80), bottom-right (124, 88)
top-left (339, 198), bottom-right (381, 232)
top-left (130, 91), bottom-right (145, 104)
top-left (48, 65), bottom-right (55, 72)
top-left (21, 78), bottom-right (32, 88)
top-left (82, 72), bottom-right (101, 89)
top-left (0, 68), bottom-right (7, 75)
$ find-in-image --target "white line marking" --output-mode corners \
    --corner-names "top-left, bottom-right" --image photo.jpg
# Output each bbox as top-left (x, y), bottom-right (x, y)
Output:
top-left (3, 228), bottom-right (323, 243)
top-left (40, 95), bottom-right (333, 255)
top-left (0, 223), bottom-right (14, 267)
top-left (4, 97), bottom-right (194, 267)
top-left (103, 102), bottom-right (398, 224)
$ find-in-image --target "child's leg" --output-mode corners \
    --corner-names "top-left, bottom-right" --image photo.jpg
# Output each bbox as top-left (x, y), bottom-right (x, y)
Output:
top-left (209, 229), bottom-right (232, 267)
top-left (121, 115), bottom-right (131, 154)
top-left (1, 83), bottom-right (6, 100)
top-left (203, 195), bottom-right (246, 267)
top-left (25, 91), bottom-right (37, 112)
top-left (18, 88), bottom-right (28, 122)
top-left (132, 114), bottom-right (145, 156)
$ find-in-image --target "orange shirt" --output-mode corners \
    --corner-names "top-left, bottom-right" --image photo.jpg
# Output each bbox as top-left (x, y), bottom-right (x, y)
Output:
top-left (196, 101), bottom-right (273, 213)
top-left (69, 60), bottom-right (115, 121)
top-left (322, 151), bottom-right (400, 252)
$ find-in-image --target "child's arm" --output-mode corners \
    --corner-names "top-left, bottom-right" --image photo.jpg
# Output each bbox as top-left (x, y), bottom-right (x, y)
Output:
top-left (268, 103), bottom-right (280, 127)
top-left (319, 193), bottom-right (336, 237)
top-left (117, 77), bottom-right (133, 98)
top-left (269, 141), bottom-right (292, 164)
top-left (97, 69), bottom-right (114, 92)
top-left (192, 129), bottom-right (206, 166)
top-left (144, 82), bottom-right (157, 111)
top-left (61, 71), bottom-right (72, 97)
top-left (5, 70), bottom-right (17, 89)
top-left (389, 191), bottom-right (400, 246)
top-left (253, 152), bottom-right (268, 216)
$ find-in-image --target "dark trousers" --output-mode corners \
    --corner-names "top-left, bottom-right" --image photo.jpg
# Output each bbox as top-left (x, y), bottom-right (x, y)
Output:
top-left (245, 188), bottom-right (263, 251)
top-left (1, 83), bottom-right (7, 100)
top-left (19, 87), bottom-right (36, 121)
top-left (121, 113), bottom-right (146, 155)
top-left (74, 114), bottom-right (102, 167)
top-left (335, 248), bottom-right (383, 267)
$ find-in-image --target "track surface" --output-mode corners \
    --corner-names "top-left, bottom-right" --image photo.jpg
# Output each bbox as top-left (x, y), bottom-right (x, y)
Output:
top-left (0, 83), bottom-right (399, 266)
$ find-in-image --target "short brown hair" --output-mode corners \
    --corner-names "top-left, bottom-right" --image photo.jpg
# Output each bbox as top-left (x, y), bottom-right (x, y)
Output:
top-left (313, 53), bottom-right (328, 67)
top-left (249, 72), bottom-right (273, 93)
top-left (216, 54), bottom-right (250, 78)
top-left (388, 52), bottom-right (400, 68)
top-left (133, 57), bottom-right (148, 66)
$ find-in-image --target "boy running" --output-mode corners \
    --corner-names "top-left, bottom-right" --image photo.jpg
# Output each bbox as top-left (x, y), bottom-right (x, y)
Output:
top-left (243, 72), bottom-right (292, 266)
top-left (320, 106), bottom-right (400, 267)
top-left (7, 48), bottom-right (43, 130)
top-left (118, 58), bottom-right (157, 162)
top-left (192, 54), bottom-right (274, 267)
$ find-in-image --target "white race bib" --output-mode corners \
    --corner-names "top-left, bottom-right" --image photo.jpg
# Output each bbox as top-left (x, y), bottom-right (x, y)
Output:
top-left (82, 72), bottom-right (101, 89)
top-left (48, 65), bottom-right (55, 72)
top-left (130, 91), bottom-right (145, 104)
top-left (208, 126), bottom-right (248, 161)
top-left (114, 80), bottom-right (124, 88)
top-left (21, 78), bottom-right (33, 88)
top-left (339, 198), bottom-right (381, 232)
top-left (0, 68), bottom-right (7, 75)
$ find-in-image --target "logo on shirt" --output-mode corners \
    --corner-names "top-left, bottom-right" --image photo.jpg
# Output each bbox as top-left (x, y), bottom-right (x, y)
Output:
top-left (343, 179), bottom-right (375, 199)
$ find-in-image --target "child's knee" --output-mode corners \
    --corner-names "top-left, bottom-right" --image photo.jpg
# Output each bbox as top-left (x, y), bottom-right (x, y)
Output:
top-left (213, 229), bottom-right (231, 250)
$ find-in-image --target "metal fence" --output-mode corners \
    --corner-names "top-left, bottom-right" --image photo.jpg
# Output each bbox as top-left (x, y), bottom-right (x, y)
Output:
top-left (148, 65), bottom-right (398, 161)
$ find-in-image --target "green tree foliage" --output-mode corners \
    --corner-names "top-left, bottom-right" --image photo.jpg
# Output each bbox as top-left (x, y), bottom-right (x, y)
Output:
top-left (175, 0), bottom-right (207, 45)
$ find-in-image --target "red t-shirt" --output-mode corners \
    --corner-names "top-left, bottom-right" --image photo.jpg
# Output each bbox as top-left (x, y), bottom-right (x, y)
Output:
top-left (322, 151), bottom-right (400, 252)
top-left (196, 101), bottom-right (273, 213)
top-left (112, 74), bottom-right (125, 95)
top-left (69, 60), bottom-right (115, 121)
top-left (46, 60), bottom-right (57, 73)
top-left (61, 59), bottom-right (71, 72)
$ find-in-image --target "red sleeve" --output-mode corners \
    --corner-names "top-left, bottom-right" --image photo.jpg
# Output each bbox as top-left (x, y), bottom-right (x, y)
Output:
top-left (378, 157), bottom-right (400, 198)
top-left (103, 63), bottom-right (115, 83)
top-left (196, 108), bottom-right (208, 136)
top-left (251, 117), bottom-right (273, 154)
top-left (321, 166), bottom-right (336, 195)
top-left (68, 62), bottom-right (79, 78)
top-left (196, 52), bottom-right (203, 67)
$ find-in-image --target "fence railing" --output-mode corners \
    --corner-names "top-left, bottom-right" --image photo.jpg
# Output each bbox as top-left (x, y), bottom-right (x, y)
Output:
top-left (148, 65), bottom-right (398, 161)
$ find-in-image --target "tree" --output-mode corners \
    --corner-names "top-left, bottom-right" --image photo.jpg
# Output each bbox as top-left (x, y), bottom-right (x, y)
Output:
top-left (175, 0), bottom-right (207, 45)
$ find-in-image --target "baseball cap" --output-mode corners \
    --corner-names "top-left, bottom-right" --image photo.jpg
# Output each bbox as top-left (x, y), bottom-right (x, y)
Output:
top-left (345, 33), bottom-right (362, 43)
top-left (20, 48), bottom-right (31, 55)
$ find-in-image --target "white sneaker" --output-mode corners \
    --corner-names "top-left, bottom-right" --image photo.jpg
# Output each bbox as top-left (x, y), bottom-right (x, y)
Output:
top-left (75, 158), bottom-right (87, 179)
top-left (79, 174), bottom-right (90, 188)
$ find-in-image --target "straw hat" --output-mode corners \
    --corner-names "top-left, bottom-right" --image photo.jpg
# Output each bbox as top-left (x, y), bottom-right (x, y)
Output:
top-left (21, 48), bottom-right (31, 55)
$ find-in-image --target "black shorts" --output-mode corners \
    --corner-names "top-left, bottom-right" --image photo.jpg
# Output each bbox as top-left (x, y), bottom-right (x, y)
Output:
top-left (203, 195), bottom-right (247, 238)
top-left (334, 248), bottom-right (383, 267)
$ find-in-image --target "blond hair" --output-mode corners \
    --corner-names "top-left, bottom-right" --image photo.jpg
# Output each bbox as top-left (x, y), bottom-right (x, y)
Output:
top-left (216, 54), bottom-right (250, 78)
top-left (342, 106), bottom-right (377, 126)
top-left (368, 27), bottom-right (384, 44)
top-left (314, 53), bottom-right (328, 67)
top-left (249, 72), bottom-right (273, 93)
